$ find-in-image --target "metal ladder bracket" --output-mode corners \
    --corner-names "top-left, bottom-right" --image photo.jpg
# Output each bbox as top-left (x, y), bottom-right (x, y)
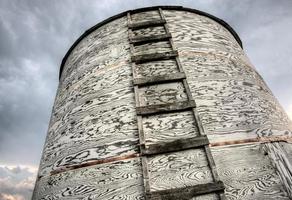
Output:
top-left (146, 181), bottom-right (225, 200)
top-left (128, 19), bottom-right (166, 30)
top-left (130, 33), bottom-right (172, 45)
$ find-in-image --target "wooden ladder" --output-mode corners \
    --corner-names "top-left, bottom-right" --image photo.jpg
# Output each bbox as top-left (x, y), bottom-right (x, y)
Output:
top-left (127, 8), bottom-right (226, 200)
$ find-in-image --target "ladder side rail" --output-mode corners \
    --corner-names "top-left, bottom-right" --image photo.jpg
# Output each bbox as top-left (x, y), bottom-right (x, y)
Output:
top-left (159, 8), bottom-right (226, 199)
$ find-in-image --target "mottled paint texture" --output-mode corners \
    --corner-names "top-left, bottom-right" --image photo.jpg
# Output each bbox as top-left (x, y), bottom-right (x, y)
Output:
top-left (33, 8), bottom-right (292, 200)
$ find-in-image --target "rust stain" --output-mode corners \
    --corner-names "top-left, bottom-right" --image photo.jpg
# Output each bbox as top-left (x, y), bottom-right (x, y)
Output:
top-left (50, 153), bottom-right (140, 176)
top-left (210, 135), bottom-right (292, 147)
top-left (45, 135), bottom-right (292, 178)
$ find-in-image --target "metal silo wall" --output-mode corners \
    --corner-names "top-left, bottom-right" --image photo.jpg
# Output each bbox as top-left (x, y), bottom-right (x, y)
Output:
top-left (33, 7), bottom-right (292, 200)
top-left (164, 9), bottom-right (292, 199)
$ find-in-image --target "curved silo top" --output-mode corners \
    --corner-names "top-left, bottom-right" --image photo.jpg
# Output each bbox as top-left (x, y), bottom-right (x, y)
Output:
top-left (59, 6), bottom-right (242, 79)
top-left (33, 5), bottom-right (292, 200)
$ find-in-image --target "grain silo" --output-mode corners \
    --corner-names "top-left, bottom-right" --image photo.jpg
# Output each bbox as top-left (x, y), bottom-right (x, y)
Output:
top-left (33, 6), bottom-right (292, 200)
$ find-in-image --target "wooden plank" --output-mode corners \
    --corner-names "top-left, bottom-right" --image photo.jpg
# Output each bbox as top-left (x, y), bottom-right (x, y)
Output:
top-left (137, 115), bottom-right (145, 149)
top-left (133, 72), bottom-right (186, 86)
top-left (127, 12), bottom-right (132, 24)
top-left (128, 12), bottom-right (151, 199)
top-left (158, 8), bottom-right (170, 35)
top-left (175, 55), bottom-right (185, 72)
top-left (130, 33), bottom-right (171, 45)
top-left (158, 9), bottom-right (166, 24)
top-left (132, 26), bottom-right (167, 39)
top-left (147, 181), bottom-right (224, 200)
top-left (158, 8), bottom-right (177, 53)
top-left (131, 10), bottom-right (161, 23)
top-left (141, 135), bottom-right (209, 155)
top-left (204, 146), bottom-right (220, 182)
top-left (183, 79), bottom-right (194, 101)
top-left (148, 149), bottom-right (214, 192)
top-left (190, 193), bottom-right (220, 200)
top-left (142, 156), bottom-right (151, 193)
top-left (192, 108), bottom-right (206, 136)
top-left (128, 19), bottom-right (166, 30)
top-left (131, 51), bottom-right (178, 64)
top-left (137, 100), bottom-right (196, 115)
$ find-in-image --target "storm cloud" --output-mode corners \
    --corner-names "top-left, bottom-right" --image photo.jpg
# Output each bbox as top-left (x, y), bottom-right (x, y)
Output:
top-left (0, 0), bottom-right (291, 199)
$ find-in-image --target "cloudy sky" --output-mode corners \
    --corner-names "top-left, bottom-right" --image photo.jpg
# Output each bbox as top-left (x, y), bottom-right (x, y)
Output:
top-left (0, 0), bottom-right (291, 199)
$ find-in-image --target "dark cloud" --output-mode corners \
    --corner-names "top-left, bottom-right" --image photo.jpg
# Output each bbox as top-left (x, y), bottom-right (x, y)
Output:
top-left (0, 0), bottom-right (291, 199)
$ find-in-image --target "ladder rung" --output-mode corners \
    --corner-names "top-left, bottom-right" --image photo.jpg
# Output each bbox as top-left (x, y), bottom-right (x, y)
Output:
top-left (141, 135), bottom-right (209, 155)
top-left (133, 72), bottom-right (186, 86)
top-left (128, 19), bottom-right (166, 30)
top-left (146, 181), bottom-right (225, 200)
top-left (130, 33), bottom-right (171, 45)
top-left (131, 51), bottom-right (178, 64)
top-left (137, 100), bottom-right (196, 116)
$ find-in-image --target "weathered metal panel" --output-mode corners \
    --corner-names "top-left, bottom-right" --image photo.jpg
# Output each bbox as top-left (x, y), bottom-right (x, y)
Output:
top-left (212, 144), bottom-right (289, 199)
top-left (166, 10), bottom-right (292, 141)
top-left (148, 149), bottom-right (214, 192)
top-left (165, 9), bottom-right (292, 198)
top-left (37, 15), bottom-right (139, 178)
top-left (33, 158), bottom-right (144, 199)
top-left (143, 110), bottom-right (199, 144)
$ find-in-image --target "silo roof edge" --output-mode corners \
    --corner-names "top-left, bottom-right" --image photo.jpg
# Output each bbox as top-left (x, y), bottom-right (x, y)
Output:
top-left (59, 5), bottom-right (243, 79)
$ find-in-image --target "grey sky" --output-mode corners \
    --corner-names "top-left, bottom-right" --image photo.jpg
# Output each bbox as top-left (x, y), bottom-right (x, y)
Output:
top-left (0, 0), bottom-right (291, 199)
